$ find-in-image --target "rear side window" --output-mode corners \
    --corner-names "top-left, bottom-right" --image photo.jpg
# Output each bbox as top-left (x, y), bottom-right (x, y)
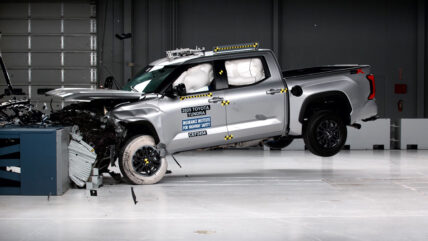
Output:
top-left (225, 58), bottom-right (266, 86)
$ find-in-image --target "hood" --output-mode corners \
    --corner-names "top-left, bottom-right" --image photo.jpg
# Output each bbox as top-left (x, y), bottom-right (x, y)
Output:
top-left (46, 88), bottom-right (142, 102)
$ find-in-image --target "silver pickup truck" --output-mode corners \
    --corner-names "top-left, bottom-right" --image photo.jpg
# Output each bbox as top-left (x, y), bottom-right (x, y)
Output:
top-left (47, 43), bottom-right (378, 184)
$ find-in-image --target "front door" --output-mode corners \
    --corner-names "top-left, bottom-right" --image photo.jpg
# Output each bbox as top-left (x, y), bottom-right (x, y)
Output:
top-left (160, 62), bottom-right (228, 153)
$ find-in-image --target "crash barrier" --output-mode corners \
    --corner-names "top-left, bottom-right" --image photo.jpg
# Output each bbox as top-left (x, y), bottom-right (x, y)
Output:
top-left (0, 127), bottom-right (69, 195)
top-left (278, 118), bottom-right (391, 150)
top-left (400, 119), bottom-right (428, 150)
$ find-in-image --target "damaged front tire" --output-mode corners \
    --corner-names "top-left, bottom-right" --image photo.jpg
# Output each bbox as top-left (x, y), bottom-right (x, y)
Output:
top-left (119, 135), bottom-right (167, 184)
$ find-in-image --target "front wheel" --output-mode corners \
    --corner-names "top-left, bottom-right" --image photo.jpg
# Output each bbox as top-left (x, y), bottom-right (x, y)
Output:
top-left (119, 135), bottom-right (167, 184)
top-left (303, 112), bottom-right (347, 157)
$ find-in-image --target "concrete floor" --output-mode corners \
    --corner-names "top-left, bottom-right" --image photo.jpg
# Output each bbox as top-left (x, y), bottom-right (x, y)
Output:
top-left (1, 150), bottom-right (428, 240)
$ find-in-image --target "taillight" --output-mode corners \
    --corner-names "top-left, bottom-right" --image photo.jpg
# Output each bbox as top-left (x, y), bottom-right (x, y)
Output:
top-left (356, 68), bottom-right (365, 74)
top-left (367, 74), bottom-right (375, 100)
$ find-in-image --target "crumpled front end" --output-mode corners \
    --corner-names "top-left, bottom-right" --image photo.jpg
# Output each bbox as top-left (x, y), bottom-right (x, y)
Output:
top-left (106, 97), bottom-right (162, 140)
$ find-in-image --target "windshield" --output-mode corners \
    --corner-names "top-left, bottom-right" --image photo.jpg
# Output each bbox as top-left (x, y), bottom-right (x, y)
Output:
top-left (122, 65), bottom-right (177, 93)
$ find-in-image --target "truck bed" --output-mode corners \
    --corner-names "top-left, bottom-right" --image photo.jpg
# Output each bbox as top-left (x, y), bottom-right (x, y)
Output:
top-left (283, 65), bottom-right (369, 79)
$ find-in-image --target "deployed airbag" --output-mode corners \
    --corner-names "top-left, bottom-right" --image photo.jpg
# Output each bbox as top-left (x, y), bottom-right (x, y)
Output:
top-left (226, 58), bottom-right (265, 86)
top-left (173, 63), bottom-right (214, 93)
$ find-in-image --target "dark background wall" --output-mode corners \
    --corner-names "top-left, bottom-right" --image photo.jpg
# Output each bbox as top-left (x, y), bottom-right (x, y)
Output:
top-left (97, 0), bottom-right (428, 120)
top-left (0, 0), bottom-right (96, 109)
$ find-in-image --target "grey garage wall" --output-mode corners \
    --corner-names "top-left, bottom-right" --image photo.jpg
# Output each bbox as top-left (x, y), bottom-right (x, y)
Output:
top-left (0, 0), bottom-right (96, 108)
top-left (100, 0), bottom-right (426, 120)
top-left (281, 0), bottom-right (421, 121)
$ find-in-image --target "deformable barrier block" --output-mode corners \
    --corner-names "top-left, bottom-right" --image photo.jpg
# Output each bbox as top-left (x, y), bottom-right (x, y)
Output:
top-left (0, 127), bottom-right (69, 195)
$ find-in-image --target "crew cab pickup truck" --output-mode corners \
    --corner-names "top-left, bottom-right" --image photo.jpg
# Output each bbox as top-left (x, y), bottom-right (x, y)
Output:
top-left (47, 43), bottom-right (378, 184)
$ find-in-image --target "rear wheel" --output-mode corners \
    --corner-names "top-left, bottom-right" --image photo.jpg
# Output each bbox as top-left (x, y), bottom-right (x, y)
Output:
top-left (119, 135), bottom-right (167, 184)
top-left (303, 112), bottom-right (347, 157)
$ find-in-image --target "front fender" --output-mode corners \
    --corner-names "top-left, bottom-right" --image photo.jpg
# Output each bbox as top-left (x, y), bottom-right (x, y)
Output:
top-left (111, 102), bottom-right (160, 122)
top-left (110, 100), bottom-right (164, 143)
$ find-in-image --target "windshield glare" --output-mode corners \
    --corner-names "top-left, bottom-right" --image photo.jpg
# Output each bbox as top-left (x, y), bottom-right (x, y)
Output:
top-left (122, 65), bottom-right (177, 93)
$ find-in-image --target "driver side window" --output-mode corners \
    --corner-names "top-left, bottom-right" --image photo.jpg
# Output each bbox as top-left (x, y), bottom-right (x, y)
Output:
top-left (172, 63), bottom-right (214, 94)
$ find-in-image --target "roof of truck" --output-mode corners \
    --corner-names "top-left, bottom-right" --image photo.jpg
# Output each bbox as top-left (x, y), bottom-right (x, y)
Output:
top-left (149, 53), bottom-right (205, 66)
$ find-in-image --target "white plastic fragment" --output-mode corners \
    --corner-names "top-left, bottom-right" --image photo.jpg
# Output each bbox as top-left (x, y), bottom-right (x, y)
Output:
top-left (68, 127), bottom-right (97, 187)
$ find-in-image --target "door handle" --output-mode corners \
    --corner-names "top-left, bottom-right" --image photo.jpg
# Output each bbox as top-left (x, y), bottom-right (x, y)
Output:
top-left (266, 89), bottom-right (282, 95)
top-left (208, 97), bottom-right (224, 103)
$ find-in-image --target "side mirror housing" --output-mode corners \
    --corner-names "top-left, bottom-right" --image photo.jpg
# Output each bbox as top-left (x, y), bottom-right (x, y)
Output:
top-left (175, 83), bottom-right (187, 96)
top-left (164, 86), bottom-right (175, 98)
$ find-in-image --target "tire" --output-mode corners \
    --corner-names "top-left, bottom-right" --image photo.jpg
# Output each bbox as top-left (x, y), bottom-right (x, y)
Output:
top-left (303, 112), bottom-right (347, 157)
top-left (119, 135), bottom-right (167, 185)
top-left (264, 136), bottom-right (294, 149)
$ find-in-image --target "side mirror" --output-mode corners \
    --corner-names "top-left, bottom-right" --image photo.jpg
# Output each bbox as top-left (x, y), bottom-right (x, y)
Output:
top-left (175, 83), bottom-right (187, 96)
top-left (163, 86), bottom-right (175, 98)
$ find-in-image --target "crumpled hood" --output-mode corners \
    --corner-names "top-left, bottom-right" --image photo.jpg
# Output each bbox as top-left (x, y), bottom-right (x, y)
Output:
top-left (46, 88), bottom-right (142, 102)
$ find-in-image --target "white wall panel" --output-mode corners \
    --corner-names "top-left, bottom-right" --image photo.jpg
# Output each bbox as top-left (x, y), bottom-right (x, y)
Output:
top-left (346, 119), bottom-right (390, 149)
top-left (401, 119), bottom-right (428, 149)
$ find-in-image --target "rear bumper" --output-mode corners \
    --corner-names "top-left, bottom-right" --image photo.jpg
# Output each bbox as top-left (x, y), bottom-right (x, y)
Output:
top-left (354, 100), bottom-right (378, 122)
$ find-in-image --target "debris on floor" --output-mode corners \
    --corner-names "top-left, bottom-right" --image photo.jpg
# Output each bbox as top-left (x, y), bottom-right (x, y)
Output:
top-left (89, 190), bottom-right (97, 196)
top-left (131, 187), bottom-right (138, 205)
top-left (194, 230), bottom-right (216, 235)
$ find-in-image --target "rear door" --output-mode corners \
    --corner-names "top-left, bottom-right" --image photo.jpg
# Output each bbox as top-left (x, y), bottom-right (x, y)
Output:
top-left (222, 55), bottom-right (288, 143)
